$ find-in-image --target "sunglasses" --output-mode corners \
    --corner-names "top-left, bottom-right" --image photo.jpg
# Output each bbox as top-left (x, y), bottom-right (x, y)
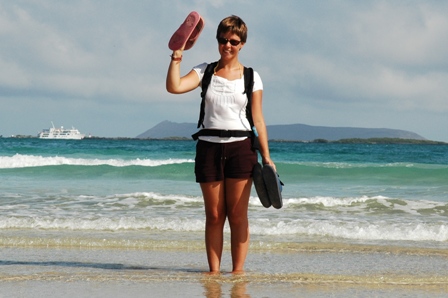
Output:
top-left (217, 37), bottom-right (242, 46)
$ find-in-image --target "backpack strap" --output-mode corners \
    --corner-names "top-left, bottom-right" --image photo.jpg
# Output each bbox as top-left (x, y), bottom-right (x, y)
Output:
top-left (243, 66), bottom-right (254, 127)
top-left (243, 66), bottom-right (260, 150)
top-left (197, 61), bottom-right (218, 128)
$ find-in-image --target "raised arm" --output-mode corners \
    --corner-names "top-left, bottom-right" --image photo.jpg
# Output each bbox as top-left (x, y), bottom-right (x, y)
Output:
top-left (166, 50), bottom-right (201, 94)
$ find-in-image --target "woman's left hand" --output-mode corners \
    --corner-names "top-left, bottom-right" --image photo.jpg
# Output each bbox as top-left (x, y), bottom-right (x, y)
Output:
top-left (262, 157), bottom-right (276, 172)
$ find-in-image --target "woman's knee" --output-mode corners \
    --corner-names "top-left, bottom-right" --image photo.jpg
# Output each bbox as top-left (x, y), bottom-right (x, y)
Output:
top-left (206, 211), bottom-right (226, 226)
top-left (227, 211), bottom-right (248, 228)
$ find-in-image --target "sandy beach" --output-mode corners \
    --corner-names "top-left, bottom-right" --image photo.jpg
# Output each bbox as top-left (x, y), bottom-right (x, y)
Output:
top-left (1, 242), bottom-right (447, 298)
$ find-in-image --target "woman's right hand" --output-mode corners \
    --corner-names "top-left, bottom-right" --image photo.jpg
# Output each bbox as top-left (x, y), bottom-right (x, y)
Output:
top-left (171, 49), bottom-right (183, 60)
top-left (166, 50), bottom-right (200, 94)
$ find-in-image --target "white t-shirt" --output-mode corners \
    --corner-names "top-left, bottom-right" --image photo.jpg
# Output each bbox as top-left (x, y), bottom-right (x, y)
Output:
top-left (193, 62), bottom-right (263, 143)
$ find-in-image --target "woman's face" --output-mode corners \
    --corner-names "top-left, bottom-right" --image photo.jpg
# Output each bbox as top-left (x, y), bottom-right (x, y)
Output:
top-left (217, 32), bottom-right (245, 60)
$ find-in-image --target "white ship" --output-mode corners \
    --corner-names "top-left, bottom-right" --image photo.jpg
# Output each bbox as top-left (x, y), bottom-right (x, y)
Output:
top-left (38, 122), bottom-right (85, 140)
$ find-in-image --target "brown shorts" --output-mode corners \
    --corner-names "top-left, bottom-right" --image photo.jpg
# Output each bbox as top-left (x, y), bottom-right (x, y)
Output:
top-left (195, 138), bottom-right (258, 183)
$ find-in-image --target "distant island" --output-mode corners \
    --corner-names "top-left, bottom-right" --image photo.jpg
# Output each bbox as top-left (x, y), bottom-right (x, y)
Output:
top-left (136, 121), bottom-right (437, 143)
top-left (4, 121), bottom-right (445, 144)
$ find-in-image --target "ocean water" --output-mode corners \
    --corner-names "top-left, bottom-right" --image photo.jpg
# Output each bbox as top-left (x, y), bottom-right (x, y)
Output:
top-left (1, 138), bottom-right (447, 253)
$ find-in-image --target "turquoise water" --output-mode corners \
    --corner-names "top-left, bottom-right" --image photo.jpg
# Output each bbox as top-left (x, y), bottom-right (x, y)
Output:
top-left (0, 138), bottom-right (447, 249)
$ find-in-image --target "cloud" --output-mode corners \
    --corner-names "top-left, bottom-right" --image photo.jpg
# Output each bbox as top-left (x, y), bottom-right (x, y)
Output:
top-left (350, 2), bottom-right (448, 66)
top-left (0, 1), bottom-right (167, 103)
top-left (261, 1), bottom-right (448, 114)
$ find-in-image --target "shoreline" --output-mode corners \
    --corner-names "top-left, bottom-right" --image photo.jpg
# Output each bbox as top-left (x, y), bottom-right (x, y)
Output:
top-left (2, 241), bottom-right (448, 279)
top-left (2, 228), bottom-right (448, 253)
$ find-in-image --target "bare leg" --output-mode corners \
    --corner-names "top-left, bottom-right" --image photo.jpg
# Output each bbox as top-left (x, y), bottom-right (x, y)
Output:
top-left (200, 181), bottom-right (226, 273)
top-left (225, 178), bottom-right (252, 273)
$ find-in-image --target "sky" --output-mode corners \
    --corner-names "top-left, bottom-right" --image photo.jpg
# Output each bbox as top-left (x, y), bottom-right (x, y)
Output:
top-left (1, 0), bottom-right (447, 141)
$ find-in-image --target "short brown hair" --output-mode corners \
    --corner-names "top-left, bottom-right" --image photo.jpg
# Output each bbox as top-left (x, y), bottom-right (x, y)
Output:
top-left (216, 15), bottom-right (247, 43)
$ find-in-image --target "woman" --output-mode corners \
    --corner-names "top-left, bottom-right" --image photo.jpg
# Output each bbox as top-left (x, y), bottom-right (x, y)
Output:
top-left (166, 15), bottom-right (274, 274)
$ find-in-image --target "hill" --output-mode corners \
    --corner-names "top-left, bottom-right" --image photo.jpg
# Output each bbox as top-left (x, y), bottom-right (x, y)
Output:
top-left (136, 121), bottom-right (426, 141)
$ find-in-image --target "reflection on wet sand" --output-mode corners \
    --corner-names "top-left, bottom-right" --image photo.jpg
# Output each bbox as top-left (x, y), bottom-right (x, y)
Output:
top-left (202, 276), bottom-right (250, 298)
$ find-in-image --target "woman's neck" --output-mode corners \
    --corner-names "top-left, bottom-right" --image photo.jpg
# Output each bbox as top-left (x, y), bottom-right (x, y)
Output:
top-left (214, 59), bottom-right (243, 79)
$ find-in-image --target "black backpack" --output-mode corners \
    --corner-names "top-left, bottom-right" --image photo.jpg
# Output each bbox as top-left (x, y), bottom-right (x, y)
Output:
top-left (192, 61), bottom-right (259, 149)
top-left (197, 61), bottom-right (254, 129)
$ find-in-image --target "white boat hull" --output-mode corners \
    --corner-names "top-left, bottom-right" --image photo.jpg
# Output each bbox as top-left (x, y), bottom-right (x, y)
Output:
top-left (38, 123), bottom-right (85, 140)
top-left (38, 133), bottom-right (84, 140)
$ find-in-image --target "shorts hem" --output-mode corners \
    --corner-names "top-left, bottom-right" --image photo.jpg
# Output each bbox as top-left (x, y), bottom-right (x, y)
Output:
top-left (196, 174), bottom-right (253, 183)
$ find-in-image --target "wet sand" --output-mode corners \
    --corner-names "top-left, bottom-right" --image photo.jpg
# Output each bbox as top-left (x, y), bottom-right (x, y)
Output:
top-left (1, 245), bottom-right (447, 297)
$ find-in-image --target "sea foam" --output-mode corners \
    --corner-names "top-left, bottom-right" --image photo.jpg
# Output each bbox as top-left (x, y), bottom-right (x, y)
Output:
top-left (0, 154), bottom-right (194, 168)
top-left (1, 214), bottom-right (447, 243)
